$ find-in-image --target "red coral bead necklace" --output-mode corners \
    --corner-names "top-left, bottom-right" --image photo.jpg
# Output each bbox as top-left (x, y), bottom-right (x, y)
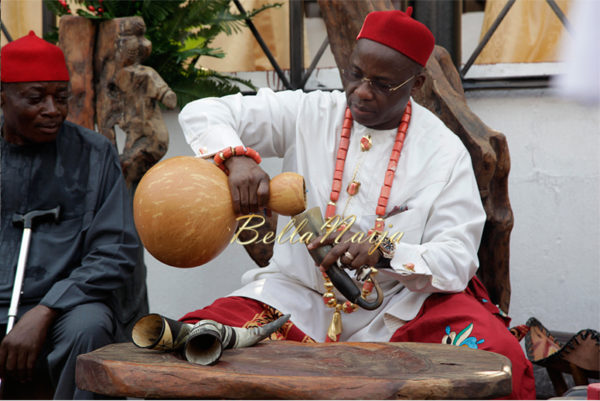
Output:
top-left (325, 100), bottom-right (412, 233)
top-left (320, 100), bottom-right (412, 342)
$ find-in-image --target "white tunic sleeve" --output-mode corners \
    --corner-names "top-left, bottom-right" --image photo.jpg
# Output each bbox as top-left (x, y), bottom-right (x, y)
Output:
top-left (178, 88), bottom-right (306, 158)
top-left (380, 148), bottom-right (486, 294)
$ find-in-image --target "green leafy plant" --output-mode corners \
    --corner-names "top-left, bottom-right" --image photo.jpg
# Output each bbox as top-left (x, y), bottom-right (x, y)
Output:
top-left (44, 0), bottom-right (279, 107)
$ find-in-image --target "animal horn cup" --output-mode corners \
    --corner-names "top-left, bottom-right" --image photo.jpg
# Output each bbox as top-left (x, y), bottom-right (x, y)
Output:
top-left (131, 313), bottom-right (290, 365)
top-left (133, 156), bottom-right (306, 267)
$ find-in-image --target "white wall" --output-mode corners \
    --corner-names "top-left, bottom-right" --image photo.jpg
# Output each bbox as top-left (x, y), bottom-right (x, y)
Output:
top-left (146, 89), bottom-right (599, 334)
top-left (466, 89), bottom-right (600, 333)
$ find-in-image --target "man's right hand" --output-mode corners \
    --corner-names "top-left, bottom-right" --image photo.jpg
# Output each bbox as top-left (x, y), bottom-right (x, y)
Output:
top-left (224, 156), bottom-right (270, 215)
top-left (0, 305), bottom-right (56, 383)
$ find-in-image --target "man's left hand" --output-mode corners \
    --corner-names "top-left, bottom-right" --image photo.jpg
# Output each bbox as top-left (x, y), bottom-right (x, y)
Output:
top-left (308, 230), bottom-right (380, 273)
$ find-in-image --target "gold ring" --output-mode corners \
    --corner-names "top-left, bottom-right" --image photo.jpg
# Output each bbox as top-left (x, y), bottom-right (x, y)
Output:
top-left (344, 251), bottom-right (354, 261)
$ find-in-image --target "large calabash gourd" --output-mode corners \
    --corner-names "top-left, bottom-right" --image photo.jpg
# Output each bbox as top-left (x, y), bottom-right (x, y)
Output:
top-left (133, 156), bottom-right (306, 268)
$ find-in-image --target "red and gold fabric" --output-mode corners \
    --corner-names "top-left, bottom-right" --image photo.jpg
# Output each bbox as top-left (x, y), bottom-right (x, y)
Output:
top-left (180, 296), bottom-right (315, 344)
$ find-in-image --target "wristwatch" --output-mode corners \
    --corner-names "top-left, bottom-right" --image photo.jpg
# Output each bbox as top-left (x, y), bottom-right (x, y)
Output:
top-left (377, 236), bottom-right (395, 260)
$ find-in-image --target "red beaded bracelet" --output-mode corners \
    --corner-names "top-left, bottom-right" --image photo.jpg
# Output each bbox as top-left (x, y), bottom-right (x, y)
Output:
top-left (213, 145), bottom-right (262, 174)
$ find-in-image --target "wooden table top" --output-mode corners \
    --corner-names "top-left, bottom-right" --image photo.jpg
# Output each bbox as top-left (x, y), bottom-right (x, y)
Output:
top-left (76, 341), bottom-right (512, 399)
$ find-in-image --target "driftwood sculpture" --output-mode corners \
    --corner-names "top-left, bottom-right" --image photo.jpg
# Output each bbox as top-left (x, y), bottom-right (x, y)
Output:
top-left (59, 16), bottom-right (96, 129)
top-left (317, 0), bottom-right (514, 313)
top-left (59, 16), bottom-right (176, 188)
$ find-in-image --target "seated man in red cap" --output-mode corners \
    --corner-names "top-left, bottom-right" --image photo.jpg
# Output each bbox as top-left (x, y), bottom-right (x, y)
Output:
top-left (0, 32), bottom-right (144, 399)
top-left (178, 9), bottom-right (535, 399)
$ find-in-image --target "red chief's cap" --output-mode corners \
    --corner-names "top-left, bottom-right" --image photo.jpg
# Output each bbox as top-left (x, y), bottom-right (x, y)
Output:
top-left (1, 31), bottom-right (69, 83)
top-left (356, 7), bottom-right (435, 67)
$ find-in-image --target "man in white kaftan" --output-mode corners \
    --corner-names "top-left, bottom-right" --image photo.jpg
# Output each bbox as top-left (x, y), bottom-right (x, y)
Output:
top-left (176, 9), bottom-right (535, 398)
top-left (179, 89), bottom-right (485, 343)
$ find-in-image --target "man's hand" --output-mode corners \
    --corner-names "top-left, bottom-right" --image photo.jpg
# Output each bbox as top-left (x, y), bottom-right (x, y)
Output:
top-left (308, 230), bottom-right (381, 273)
top-left (224, 156), bottom-right (270, 215)
top-left (0, 305), bottom-right (57, 382)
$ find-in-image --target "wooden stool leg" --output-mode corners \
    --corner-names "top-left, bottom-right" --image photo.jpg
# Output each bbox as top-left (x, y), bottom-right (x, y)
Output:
top-left (547, 367), bottom-right (569, 396)
top-left (569, 363), bottom-right (590, 386)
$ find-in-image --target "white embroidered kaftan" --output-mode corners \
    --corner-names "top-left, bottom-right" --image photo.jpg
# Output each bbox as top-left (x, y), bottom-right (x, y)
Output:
top-left (179, 88), bottom-right (486, 342)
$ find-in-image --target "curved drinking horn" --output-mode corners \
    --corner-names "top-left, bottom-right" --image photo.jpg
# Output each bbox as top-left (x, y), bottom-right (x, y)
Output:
top-left (131, 313), bottom-right (193, 352)
top-left (292, 207), bottom-right (384, 310)
top-left (184, 314), bottom-right (291, 366)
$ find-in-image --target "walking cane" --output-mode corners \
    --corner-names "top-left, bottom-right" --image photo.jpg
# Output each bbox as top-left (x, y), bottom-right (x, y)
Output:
top-left (0, 206), bottom-right (60, 396)
top-left (6, 206), bottom-right (61, 334)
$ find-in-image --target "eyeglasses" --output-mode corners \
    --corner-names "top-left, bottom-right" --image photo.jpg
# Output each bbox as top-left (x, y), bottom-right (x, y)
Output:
top-left (342, 69), bottom-right (415, 94)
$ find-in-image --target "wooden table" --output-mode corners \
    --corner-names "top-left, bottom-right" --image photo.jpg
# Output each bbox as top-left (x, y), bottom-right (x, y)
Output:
top-left (76, 341), bottom-right (512, 399)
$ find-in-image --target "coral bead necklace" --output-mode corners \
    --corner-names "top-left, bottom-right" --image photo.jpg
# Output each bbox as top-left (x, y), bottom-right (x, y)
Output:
top-left (321, 100), bottom-right (412, 342)
top-left (325, 100), bottom-right (412, 231)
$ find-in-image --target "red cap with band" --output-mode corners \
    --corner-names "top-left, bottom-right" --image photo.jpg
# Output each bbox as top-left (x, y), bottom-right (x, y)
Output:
top-left (356, 7), bottom-right (435, 67)
top-left (1, 31), bottom-right (69, 83)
